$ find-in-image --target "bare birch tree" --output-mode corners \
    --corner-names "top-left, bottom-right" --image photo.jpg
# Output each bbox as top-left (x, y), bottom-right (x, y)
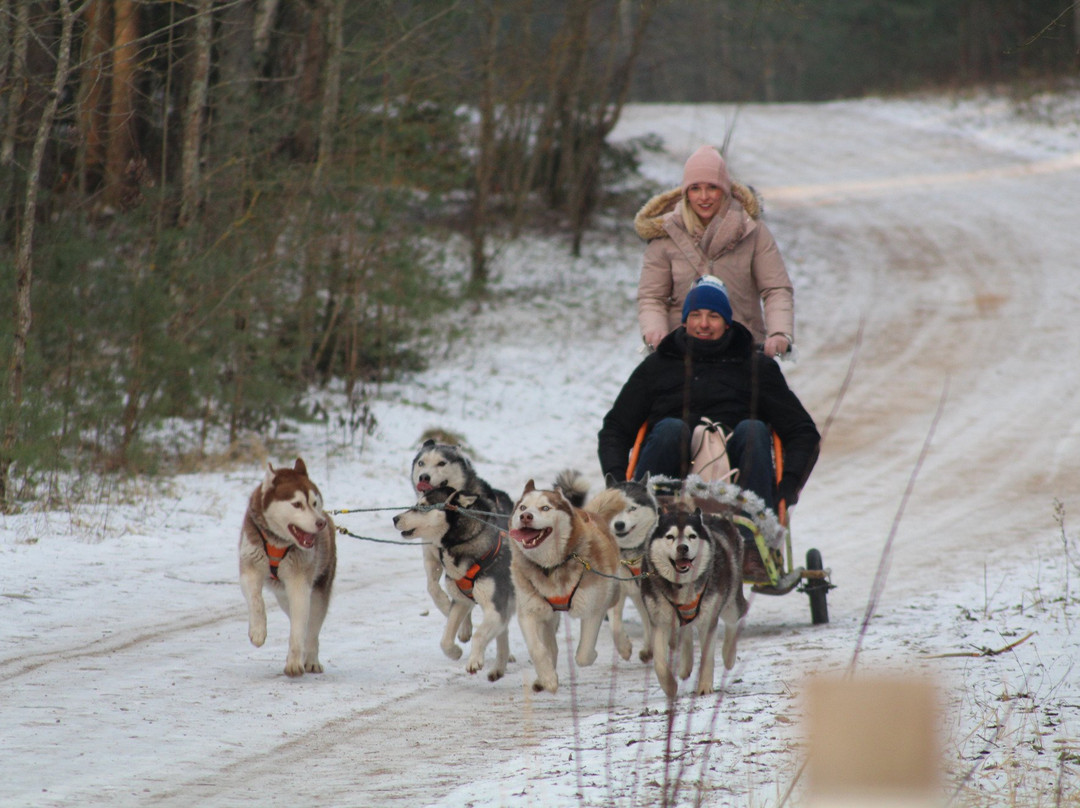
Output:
top-left (180, 0), bottom-right (213, 225)
top-left (313, 0), bottom-right (345, 186)
top-left (2, 0), bottom-right (80, 507)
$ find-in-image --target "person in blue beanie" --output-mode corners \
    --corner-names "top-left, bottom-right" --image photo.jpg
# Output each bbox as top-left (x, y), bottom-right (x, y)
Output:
top-left (597, 276), bottom-right (819, 512)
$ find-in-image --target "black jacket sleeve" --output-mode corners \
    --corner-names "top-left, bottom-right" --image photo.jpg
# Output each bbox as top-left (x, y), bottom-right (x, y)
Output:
top-left (755, 359), bottom-right (820, 503)
top-left (597, 359), bottom-right (657, 480)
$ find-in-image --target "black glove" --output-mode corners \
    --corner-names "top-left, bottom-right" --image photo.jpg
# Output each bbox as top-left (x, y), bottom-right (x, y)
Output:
top-left (777, 477), bottom-right (800, 507)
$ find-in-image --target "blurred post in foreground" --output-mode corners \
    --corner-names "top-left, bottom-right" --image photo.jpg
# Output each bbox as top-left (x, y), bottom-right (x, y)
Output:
top-left (805, 673), bottom-right (944, 808)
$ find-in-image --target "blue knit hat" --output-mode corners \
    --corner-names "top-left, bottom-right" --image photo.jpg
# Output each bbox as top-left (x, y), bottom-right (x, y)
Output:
top-left (681, 276), bottom-right (733, 324)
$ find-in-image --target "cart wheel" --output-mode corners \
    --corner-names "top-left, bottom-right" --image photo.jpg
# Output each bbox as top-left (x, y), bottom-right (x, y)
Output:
top-left (805, 548), bottom-right (829, 625)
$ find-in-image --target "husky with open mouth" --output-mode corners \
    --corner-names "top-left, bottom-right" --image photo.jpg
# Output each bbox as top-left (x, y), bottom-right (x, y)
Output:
top-left (393, 486), bottom-right (515, 680)
top-left (554, 469), bottom-right (659, 663)
top-left (640, 506), bottom-right (746, 698)
top-left (239, 458), bottom-right (337, 677)
top-left (408, 439), bottom-right (512, 641)
top-left (508, 479), bottom-right (621, 694)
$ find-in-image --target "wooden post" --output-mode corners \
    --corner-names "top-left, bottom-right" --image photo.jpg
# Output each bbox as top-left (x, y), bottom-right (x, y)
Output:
top-left (805, 673), bottom-right (944, 807)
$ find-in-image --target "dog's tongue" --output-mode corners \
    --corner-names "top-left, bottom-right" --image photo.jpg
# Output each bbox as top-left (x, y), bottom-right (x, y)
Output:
top-left (290, 525), bottom-right (316, 548)
top-left (675, 559), bottom-right (693, 574)
top-left (416, 481), bottom-right (433, 492)
top-left (510, 527), bottom-right (550, 549)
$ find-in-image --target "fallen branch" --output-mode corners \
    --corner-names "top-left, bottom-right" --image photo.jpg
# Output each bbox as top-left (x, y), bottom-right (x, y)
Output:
top-left (925, 631), bottom-right (1036, 659)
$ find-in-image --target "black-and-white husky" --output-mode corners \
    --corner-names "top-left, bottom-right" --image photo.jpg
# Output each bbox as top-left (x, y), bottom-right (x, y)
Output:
top-left (408, 440), bottom-right (512, 640)
top-left (393, 486), bottom-right (514, 681)
top-left (640, 507), bottom-right (747, 698)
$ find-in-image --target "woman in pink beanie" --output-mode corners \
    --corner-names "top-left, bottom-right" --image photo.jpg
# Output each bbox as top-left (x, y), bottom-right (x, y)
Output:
top-left (634, 145), bottom-right (795, 358)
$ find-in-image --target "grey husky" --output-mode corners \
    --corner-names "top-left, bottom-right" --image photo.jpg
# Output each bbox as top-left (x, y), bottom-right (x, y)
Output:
top-left (409, 440), bottom-right (512, 641)
top-left (393, 486), bottom-right (514, 681)
top-left (640, 507), bottom-right (747, 698)
top-left (554, 469), bottom-right (659, 662)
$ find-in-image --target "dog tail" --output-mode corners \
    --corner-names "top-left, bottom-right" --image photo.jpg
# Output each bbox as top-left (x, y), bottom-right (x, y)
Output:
top-left (553, 468), bottom-right (589, 508)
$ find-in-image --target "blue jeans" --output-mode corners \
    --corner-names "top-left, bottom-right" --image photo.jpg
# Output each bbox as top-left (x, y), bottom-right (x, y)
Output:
top-left (634, 417), bottom-right (776, 510)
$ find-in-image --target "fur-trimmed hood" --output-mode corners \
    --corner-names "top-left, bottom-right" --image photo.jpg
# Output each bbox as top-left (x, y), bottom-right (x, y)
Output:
top-left (633, 183), bottom-right (762, 241)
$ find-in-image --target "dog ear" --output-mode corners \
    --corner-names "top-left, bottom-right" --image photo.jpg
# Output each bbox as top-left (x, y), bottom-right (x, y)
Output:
top-left (261, 463), bottom-right (277, 493)
top-left (523, 479), bottom-right (536, 494)
top-left (452, 491), bottom-right (478, 509)
top-left (294, 457), bottom-right (308, 477)
top-left (421, 438), bottom-right (436, 449)
top-left (604, 472), bottom-right (618, 488)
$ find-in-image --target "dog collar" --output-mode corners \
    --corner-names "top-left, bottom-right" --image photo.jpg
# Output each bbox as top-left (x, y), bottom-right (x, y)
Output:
top-left (621, 555), bottom-right (644, 577)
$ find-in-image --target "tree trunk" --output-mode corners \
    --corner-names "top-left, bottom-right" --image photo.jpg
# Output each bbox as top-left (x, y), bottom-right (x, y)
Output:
top-left (211, 0), bottom-right (256, 183)
top-left (291, 3), bottom-right (327, 161)
top-left (180, 0), bottom-right (213, 226)
top-left (313, 0), bottom-right (344, 186)
top-left (253, 0), bottom-right (281, 71)
top-left (0, 0), bottom-right (29, 233)
top-left (76, 0), bottom-right (110, 196)
top-left (469, 0), bottom-right (501, 294)
top-left (103, 0), bottom-right (140, 212)
top-left (2, 0), bottom-right (78, 508)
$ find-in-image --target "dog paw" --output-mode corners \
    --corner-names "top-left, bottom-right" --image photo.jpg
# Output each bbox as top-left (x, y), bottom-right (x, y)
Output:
top-left (660, 678), bottom-right (678, 700)
top-left (284, 659), bottom-right (305, 678)
top-left (575, 649), bottom-right (598, 667)
top-left (487, 669), bottom-right (505, 682)
top-left (638, 648), bottom-right (653, 663)
top-left (695, 682), bottom-right (715, 696)
top-left (465, 656), bottom-right (484, 674)
top-left (533, 676), bottom-right (558, 694)
top-left (457, 618), bottom-right (473, 643)
top-left (441, 642), bottom-right (463, 660)
top-left (305, 660), bottom-right (324, 674)
top-left (249, 626), bottom-right (267, 647)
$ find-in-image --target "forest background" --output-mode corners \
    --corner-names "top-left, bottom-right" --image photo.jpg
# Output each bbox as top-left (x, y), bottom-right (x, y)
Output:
top-left (1, 0), bottom-right (1077, 507)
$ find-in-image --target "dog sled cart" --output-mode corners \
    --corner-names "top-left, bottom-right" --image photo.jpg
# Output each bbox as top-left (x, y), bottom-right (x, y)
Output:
top-left (628, 427), bottom-right (833, 625)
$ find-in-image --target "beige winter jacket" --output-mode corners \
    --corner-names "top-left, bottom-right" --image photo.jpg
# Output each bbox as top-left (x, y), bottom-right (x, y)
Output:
top-left (634, 185), bottom-right (794, 346)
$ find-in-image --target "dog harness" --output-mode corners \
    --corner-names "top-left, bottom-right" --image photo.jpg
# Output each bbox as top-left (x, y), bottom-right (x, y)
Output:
top-left (546, 580), bottom-right (581, 612)
top-left (254, 521), bottom-right (291, 581)
top-left (665, 589), bottom-right (704, 626)
top-left (453, 532), bottom-right (505, 601)
top-left (621, 554), bottom-right (644, 578)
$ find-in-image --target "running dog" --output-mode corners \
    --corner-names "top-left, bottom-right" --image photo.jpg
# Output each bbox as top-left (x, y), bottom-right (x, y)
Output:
top-left (239, 458), bottom-right (337, 677)
top-left (640, 506), bottom-right (747, 698)
top-left (554, 470), bottom-right (659, 663)
top-left (393, 486), bottom-right (514, 681)
top-left (508, 479), bottom-right (621, 693)
top-left (409, 440), bottom-right (513, 640)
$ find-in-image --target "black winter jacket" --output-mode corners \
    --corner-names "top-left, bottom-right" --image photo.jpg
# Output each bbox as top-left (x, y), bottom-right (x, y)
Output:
top-left (597, 323), bottom-right (820, 501)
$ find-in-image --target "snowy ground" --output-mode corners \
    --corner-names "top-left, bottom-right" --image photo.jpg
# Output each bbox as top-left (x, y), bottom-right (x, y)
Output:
top-left (3, 88), bottom-right (1080, 807)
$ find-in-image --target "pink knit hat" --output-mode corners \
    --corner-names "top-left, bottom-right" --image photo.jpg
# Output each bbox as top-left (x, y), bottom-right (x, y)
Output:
top-left (681, 146), bottom-right (732, 196)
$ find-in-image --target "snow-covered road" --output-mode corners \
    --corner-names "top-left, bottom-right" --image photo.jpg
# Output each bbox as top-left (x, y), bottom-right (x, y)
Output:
top-left (3, 92), bottom-right (1079, 807)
